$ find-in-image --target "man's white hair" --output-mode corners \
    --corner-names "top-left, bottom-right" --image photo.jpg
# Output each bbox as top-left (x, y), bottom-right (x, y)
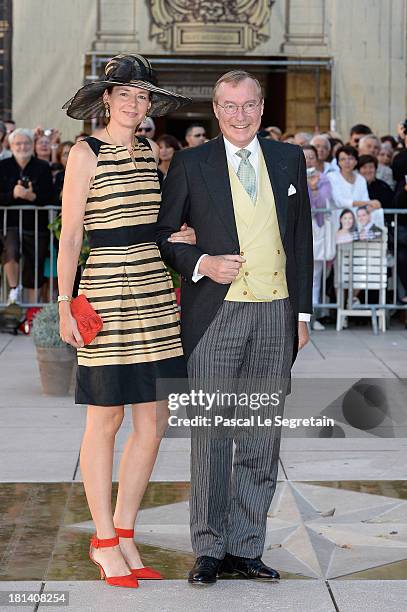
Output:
top-left (8, 128), bottom-right (34, 146)
top-left (359, 134), bottom-right (380, 147)
top-left (310, 134), bottom-right (331, 151)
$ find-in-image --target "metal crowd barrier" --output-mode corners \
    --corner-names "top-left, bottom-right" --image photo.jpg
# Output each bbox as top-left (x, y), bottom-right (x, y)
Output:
top-left (0, 205), bottom-right (60, 307)
top-left (1, 206), bottom-right (406, 331)
top-left (312, 208), bottom-right (407, 332)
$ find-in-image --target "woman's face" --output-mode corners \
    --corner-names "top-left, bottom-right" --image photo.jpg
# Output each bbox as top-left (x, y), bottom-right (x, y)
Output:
top-left (159, 142), bottom-right (175, 162)
top-left (341, 212), bottom-right (354, 230)
top-left (338, 152), bottom-right (357, 173)
top-left (303, 148), bottom-right (318, 168)
top-left (104, 86), bottom-right (151, 129)
top-left (60, 144), bottom-right (72, 168)
top-left (378, 147), bottom-right (392, 166)
top-left (359, 162), bottom-right (376, 184)
top-left (35, 136), bottom-right (51, 158)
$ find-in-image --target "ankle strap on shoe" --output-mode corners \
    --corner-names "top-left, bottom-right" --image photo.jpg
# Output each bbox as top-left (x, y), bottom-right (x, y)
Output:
top-left (115, 528), bottom-right (134, 538)
top-left (90, 534), bottom-right (119, 548)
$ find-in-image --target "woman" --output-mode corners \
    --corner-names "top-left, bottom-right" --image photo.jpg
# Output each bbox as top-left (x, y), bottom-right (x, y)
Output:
top-left (303, 145), bottom-right (336, 330)
top-left (157, 134), bottom-right (181, 178)
top-left (336, 209), bottom-right (358, 244)
top-left (54, 141), bottom-right (74, 200)
top-left (58, 54), bottom-right (192, 589)
top-left (328, 145), bottom-right (384, 227)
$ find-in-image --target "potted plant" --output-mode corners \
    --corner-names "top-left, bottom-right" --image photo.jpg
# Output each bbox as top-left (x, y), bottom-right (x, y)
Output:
top-left (31, 303), bottom-right (76, 396)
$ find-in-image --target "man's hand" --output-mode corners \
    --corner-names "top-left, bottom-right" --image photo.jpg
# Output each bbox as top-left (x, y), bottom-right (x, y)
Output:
top-left (168, 223), bottom-right (196, 244)
top-left (199, 254), bottom-right (245, 284)
top-left (298, 321), bottom-right (309, 350)
top-left (24, 181), bottom-right (36, 202)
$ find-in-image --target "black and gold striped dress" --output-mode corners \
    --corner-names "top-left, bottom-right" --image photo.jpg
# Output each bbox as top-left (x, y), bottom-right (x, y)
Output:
top-left (75, 136), bottom-right (185, 406)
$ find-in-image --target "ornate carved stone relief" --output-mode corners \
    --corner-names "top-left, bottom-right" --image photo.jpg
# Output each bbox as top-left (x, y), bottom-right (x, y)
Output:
top-left (148, 0), bottom-right (275, 53)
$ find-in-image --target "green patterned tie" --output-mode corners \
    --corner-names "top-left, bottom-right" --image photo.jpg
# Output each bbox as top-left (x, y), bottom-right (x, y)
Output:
top-left (236, 148), bottom-right (257, 203)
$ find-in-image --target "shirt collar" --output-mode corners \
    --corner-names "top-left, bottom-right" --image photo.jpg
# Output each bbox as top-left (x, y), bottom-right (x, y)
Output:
top-left (223, 135), bottom-right (259, 159)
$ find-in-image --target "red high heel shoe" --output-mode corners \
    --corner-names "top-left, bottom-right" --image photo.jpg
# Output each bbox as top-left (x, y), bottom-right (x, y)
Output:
top-left (115, 528), bottom-right (163, 579)
top-left (89, 534), bottom-right (139, 588)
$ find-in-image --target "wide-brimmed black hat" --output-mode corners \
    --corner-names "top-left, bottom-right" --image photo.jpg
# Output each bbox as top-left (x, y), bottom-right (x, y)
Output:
top-left (63, 53), bottom-right (191, 119)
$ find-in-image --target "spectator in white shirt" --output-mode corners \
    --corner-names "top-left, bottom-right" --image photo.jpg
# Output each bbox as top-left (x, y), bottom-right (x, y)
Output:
top-left (328, 145), bottom-right (382, 211)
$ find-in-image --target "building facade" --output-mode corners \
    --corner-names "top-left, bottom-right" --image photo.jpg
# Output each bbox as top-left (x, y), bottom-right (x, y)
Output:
top-left (9, 0), bottom-right (407, 141)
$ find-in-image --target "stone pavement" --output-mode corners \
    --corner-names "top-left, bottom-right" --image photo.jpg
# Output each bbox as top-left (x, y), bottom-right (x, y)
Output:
top-left (0, 327), bottom-right (406, 611)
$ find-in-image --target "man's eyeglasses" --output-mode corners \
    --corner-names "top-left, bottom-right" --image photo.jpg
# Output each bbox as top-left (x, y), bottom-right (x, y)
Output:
top-left (137, 127), bottom-right (152, 133)
top-left (216, 100), bottom-right (261, 115)
top-left (192, 133), bottom-right (206, 138)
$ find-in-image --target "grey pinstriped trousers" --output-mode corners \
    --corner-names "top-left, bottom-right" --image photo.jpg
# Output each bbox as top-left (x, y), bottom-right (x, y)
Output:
top-left (187, 298), bottom-right (295, 559)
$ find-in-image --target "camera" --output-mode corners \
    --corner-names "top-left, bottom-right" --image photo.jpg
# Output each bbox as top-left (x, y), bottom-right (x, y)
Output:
top-left (306, 167), bottom-right (317, 177)
top-left (20, 175), bottom-right (30, 189)
top-left (43, 129), bottom-right (53, 137)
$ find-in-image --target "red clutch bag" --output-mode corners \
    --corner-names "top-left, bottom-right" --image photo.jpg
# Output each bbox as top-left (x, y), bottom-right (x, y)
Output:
top-left (70, 294), bottom-right (103, 345)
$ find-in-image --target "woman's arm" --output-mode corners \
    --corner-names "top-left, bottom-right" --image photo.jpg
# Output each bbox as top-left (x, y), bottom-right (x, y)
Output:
top-left (57, 141), bottom-right (96, 347)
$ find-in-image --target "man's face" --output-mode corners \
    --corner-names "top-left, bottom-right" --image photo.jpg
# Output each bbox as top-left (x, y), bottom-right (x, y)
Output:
top-left (11, 135), bottom-right (33, 160)
top-left (350, 132), bottom-right (364, 148)
top-left (313, 137), bottom-right (330, 161)
top-left (357, 208), bottom-right (370, 226)
top-left (136, 119), bottom-right (155, 139)
top-left (359, 138), bottom-right (380, 157)
top-left (213, 78), bottom-right (263, 148)
top-left (185, 127), bottom-right (206, 147)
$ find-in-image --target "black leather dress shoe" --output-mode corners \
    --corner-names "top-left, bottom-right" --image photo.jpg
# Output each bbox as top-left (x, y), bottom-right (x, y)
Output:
top-left (220, 553), bottom-right (280, 581)
top-left (188, 555), bottom-right (223, 585)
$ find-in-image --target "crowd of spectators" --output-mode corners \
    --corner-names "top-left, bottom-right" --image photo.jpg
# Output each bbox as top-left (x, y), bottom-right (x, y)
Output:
top-left (0, 115), bottom-right (406, 330)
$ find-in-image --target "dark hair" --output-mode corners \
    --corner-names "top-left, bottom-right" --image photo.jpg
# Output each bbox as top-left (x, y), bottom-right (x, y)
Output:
top-left (185, 124), bottom-right (205, 137)
top-left (336, 144), bottom-right (358, 163)
top-left (56, 140), bottom-right (74, 164)
top-left (339, 208), bottom-right (357, 232)
top-left (357, 205), bottom-right (369, 214)
top-left (381, 135), bottom-right (397, 149)
top-left (302, 144), bottom-right (318, 158)
top-left (156, 133), bottom-right (181, 151)
top-left (358, 154), bottom-right (378, 170)
top-left (350, 124), bottom-right (372, 136)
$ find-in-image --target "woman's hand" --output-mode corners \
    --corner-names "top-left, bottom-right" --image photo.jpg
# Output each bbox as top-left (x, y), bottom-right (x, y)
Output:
top-left (308, 173), bottom-right (320, 191)
top-left (59, 303), bottom-right (84, 348)
top-left (168, 223), bottom-right (196, 245)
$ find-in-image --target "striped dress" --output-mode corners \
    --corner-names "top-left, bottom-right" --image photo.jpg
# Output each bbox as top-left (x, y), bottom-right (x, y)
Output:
top-left (75, 136), bottom-right (185, 406)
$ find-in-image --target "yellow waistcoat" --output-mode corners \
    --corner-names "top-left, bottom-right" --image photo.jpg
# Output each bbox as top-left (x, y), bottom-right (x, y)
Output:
top-left (225, 150), bottom-right (289, 302)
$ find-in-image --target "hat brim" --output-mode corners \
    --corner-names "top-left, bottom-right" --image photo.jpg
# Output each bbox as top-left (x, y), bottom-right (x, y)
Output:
top-left (62, 80), bottom-right (192, 120)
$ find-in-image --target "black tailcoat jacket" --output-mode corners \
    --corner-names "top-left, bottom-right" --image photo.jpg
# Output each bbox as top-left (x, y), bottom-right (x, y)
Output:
top-left (156, 135), bottom-right (313, 364)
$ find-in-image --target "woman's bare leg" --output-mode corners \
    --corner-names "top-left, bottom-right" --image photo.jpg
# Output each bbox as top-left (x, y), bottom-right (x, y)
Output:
top-left (113, 400), bottom-right (168, 568)
top-left (80, 404), bottom-right (131, 576)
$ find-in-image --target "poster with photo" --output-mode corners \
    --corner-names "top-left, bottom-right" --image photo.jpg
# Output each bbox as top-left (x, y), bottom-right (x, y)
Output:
top-left (335, 207), bottom-right (384, 244)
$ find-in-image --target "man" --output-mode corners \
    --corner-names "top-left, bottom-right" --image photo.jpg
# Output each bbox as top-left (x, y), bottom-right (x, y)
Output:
top-left (0, 128), bottom-right (54, 304)
top-left (310, 134), bottom-right (334, 174)
top-left (293, 131), bottom-right (312, 146)
top-left (185, 124), bottom-right (206, 147)
top-left (136, 116), bottom-right (156, 139)
top-left (157, 71), bottom-right (313, 586)
top-left (358, 134), bottom-right (381, 158)
top-left (349, 123), bottom-right (372, 149)
top-left (356, 206), bottom-right (383, 240)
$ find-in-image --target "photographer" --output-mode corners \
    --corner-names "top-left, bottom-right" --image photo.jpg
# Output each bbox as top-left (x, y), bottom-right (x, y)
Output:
top-left (0, 128), bottom-right (55, 304)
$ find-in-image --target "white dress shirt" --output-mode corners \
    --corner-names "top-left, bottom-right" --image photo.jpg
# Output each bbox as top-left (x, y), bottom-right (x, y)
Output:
top-left (191, 135), bottom-right (310, 322)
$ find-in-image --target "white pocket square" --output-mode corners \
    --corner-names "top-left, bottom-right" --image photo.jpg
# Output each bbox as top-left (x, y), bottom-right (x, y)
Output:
top-left (288, 184), bottom-right (296, 196)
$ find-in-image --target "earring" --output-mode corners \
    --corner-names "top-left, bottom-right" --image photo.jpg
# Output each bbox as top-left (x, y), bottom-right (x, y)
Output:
top-left (104, 103), bottom-right (110, 119)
